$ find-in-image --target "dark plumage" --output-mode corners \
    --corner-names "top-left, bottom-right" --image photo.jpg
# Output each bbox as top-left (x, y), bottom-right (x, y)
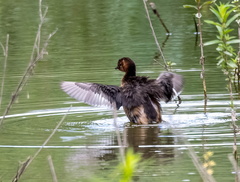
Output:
top-left (61, 57), bottom-right (183, 124)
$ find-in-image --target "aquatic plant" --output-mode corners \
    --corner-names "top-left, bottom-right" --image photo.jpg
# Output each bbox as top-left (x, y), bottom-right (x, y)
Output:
top-left (204, 2), bottom-right (240, 73)
top-left (87, 148), bottom-right (142, 182)
top-left (204, 2), bottom-right (240, 110)
top-left (204, 1), bottom-right (240, 176)
top-left (204, 2), bottom-right (239, 119)
top-left (117, 149), bottom-right (141, 182)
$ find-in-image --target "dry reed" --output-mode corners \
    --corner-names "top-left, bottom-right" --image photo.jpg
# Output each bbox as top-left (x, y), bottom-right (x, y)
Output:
top-left (12, 157), bottom-right (31, 182)
top-left (47, 155), bottom-right (58, 182)
top-left (0, 0), bottom-right (57, 127)
top-left (0, 34), bottom-right (9, 111)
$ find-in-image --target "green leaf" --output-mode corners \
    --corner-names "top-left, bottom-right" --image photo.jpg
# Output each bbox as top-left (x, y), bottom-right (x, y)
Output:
top-left (204, 40), bottom-right (221, 46)
top-left (228, 35), bottom-right (236, 40)
top-left (216, 47), bottom-right (223, 51)
top-left (226, 13), bottom-right (240, 27)
top-left (223, 51), bottom-right (233, 56)
top-left (224, 7), bottom-right (236, 23)
top-left (183, 5), bottom-right (197, 9)
top-left (226, 39), bottom-right (240, 44)
top-left (210, 6), bottom-right (222, 23)
top-left (217, 58), bottom-right (224, 65)
top-left (216, 25), bottom-right (223, 38)
top-left (202, 1), bottom-right (215, 7)
top-left (204, 20), bottom-right (221, 27)
top-left (223, 28), bottom-right (234, 34)
top-left (227, 61), bottom-right (237, 68)
top-left (231, 58), bottom-right (237, 63)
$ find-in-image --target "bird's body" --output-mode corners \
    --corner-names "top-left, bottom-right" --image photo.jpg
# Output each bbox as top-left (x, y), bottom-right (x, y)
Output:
top-left (61, 57), bottom-right (183, 124)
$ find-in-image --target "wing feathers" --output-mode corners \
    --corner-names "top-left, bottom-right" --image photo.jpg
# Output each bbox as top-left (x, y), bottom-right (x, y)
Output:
top-left (156, 72), bottom-right (183, 102)
top-left (61, 81), bottom-right (122, 109)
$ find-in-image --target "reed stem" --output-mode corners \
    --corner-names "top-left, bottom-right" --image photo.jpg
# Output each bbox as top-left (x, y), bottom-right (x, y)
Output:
top-left (47, 155), bottom-right (58, 182)
top-left (237, 21), bottom-right (240, 95)
top-left (0, 34), bottom-right (9, 111)
top-left (196, 3), bottom-right (208, 113)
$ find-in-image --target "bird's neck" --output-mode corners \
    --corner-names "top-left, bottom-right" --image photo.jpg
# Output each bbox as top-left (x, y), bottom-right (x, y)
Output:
top-left (122, 67), bottom-right (136, 83)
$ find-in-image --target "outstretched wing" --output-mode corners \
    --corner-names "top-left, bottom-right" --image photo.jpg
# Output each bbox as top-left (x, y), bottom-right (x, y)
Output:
top-left (154, 72), bottom-right (183, 102)
top-left (61, 82), bottom-right (122, 109)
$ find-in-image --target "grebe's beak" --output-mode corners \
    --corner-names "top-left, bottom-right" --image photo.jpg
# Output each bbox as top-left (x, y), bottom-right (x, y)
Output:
top-left (115, 66), bottom-right (119, 70)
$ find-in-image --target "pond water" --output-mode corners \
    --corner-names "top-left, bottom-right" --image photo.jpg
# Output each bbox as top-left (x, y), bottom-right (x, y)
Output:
top-left (0, 0), bottom-right (239, 181)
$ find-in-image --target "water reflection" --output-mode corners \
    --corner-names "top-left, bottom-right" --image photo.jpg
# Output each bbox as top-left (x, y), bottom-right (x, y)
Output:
top-left (96, 125), bottom-right (175, 164)
top-left (126, 126), bottom-right (174, 160)
top-left (161, 35), bottom-right (170, 48)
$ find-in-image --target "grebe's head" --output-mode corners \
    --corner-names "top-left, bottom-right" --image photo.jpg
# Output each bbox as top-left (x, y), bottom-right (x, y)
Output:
top-left (115, 57), bottom-right (136, 73)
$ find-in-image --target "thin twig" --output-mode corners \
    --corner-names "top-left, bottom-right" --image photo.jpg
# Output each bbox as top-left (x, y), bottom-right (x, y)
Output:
top-left (142, 0), bottom-right (169, 71)
top-left (31, 0), bottom-right (48, 61)
top-left (47, 155), bottom-right (58, 182)
top-left (12, 157), bottom-right (31, 182)
top-left (0, 0), bottom-right (55, 123)
top-left (12, 106), bottom-right (71, 182)
top-left (0, 28), bottom-right (57, 126)
top-left (149, 2), bottom-right (170, 34)
top-left (153, 58), bottom-right (165, 68)
top-left (0, 34), bottom-right (9, 111)
top-left (237, 20), bottom-right (240, 94)
top-left (30, 0), bottom-right (46, 63)
top-left (227, 76), bottom-right (239, 165)
top-left (196, 3), bottom-right (208, 113)
top-left (37, 2), bottom-right (48, 58)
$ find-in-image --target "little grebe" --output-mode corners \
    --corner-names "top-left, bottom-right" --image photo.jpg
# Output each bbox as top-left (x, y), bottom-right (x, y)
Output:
top-left (61, 57), bottom-right (183, 124)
